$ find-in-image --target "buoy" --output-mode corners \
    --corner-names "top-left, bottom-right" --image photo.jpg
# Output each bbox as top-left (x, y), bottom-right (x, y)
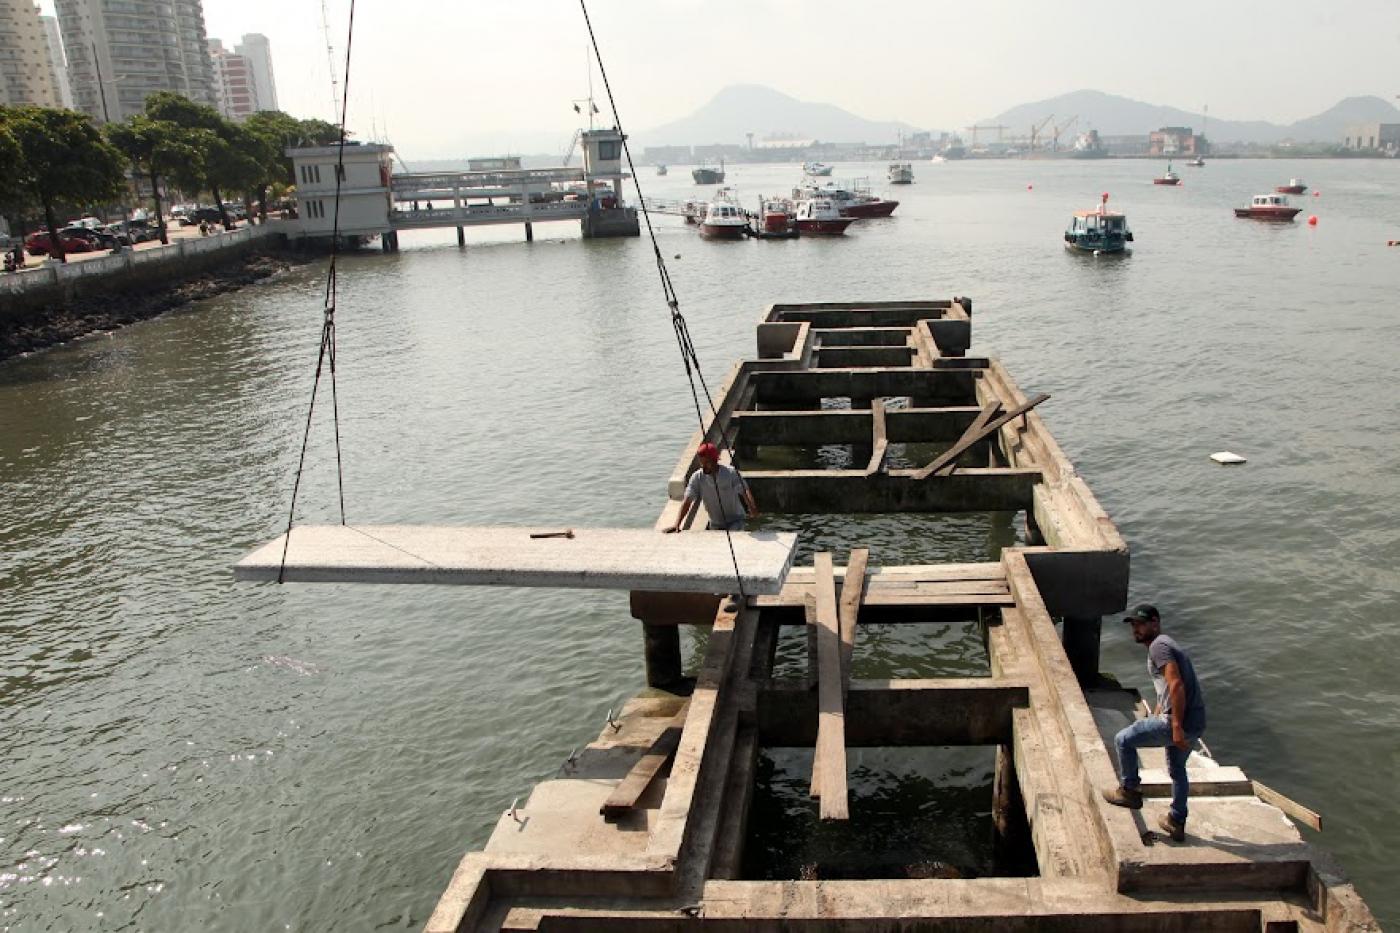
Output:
top-left (1313, 190), bottom-right (1320, 197)
top-left (1027, 184), bottom-right (1033, 190)
top-left (1307, 215), bottom-right (1318, 226)
top-left (1210, 451), bottom-right (1247, 465)
top-left (1102, 192), bottom-right (1109, 201)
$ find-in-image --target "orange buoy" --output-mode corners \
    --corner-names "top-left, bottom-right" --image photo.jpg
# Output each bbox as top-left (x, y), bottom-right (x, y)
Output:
top-left (1027, 183), bottom-right (1033, 190)
top-left (1307, 215), bottom-right (1318, 226)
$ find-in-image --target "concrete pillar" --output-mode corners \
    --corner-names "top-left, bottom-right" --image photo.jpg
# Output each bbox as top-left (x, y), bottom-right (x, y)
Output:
top-left (643, 623), bottom-right (684, 690)
top-left (456, 226), bottom-right (465, 247)
top-left (1062, 616), bottom-right (1102, 686)
top-left (381, 233), bottom-right (391, 252)
top-left (524, 222), bottom-right (533, 242)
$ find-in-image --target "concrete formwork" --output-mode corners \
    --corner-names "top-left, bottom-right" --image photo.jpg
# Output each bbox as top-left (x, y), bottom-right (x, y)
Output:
top-left (425, 299), bottom-right (1378, 932)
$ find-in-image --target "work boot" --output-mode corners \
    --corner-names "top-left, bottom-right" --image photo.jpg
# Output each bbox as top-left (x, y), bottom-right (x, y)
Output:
top-left (1101, 786), bottom-right (1143, 810)
top-left (1157, 812), bottom-right (1186, 843)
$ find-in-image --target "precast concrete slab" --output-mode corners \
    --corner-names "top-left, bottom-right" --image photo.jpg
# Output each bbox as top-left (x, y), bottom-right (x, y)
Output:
top-left (233, 525), bottom-right (797, 593)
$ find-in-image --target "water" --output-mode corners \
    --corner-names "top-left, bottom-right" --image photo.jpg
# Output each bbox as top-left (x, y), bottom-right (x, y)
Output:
top-left (2, 158), bottom-right (1398, 929)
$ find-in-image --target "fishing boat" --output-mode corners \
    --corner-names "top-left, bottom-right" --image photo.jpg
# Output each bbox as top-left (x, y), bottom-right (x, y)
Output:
top-left (656, 164), bottom-right (667, 176)
top-left (888, 162), bottom-right (914, 184)
top-left (1064, 193), bottom-right (1133, 254)
top-left (1234, 193), bottom-right (1302, 222)
top-left (803, 161), bottom-right (834, 176)
top-left (750, 197), bottom-right (799, 239)
top-left (692, 159), bottom-right (725, 184)
top-left (698, 189), bottom-right (748, 238)
top-left (1187, 156), bottom-right (1205, 167)
top-left (793, 198), bottom-right (853, 235)
top-left (792, 180), bottom-right (899, 218)
top-left (1153, 162), bottom-right (1181, 185)
top-left (1275, 178), bottom-right (1308, 195)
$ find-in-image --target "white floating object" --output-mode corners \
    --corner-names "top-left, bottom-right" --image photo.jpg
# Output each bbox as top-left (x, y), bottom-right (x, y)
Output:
top-left (1210, 451), bottom-right (1247, 465)
top-left (233, 525), bottom-right (797, 594)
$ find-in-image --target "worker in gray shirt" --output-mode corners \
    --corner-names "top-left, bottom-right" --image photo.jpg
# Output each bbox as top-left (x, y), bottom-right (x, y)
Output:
top-left (1101, 604), bottom-right (1207, 843)
top-left (664, 442), bottom-right (757, 533)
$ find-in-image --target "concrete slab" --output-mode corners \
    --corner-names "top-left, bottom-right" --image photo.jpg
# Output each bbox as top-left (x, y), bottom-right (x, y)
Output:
top-left (233, 525), bottom-right (798, 593)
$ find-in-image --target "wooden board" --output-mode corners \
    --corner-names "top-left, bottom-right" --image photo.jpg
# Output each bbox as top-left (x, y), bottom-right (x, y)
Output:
top-left (808, 553), bottom-right (849, 818)
top-left (234, 525), bottom-right (798, 594)
top-left (600, 702), bottom-right (691, 819)
top-left (838, 549), bottom-right (869, 684)
top-left (912, 394), bottom-right (1050, 479)
top-left (865, 401), bottom-right (888, 475)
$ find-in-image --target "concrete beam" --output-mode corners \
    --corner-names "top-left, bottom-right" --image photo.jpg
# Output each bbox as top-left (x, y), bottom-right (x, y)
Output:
top-left (758, 679), bottom-right (1029, 746)
top-left (732, 407), bottom-right (987, 445)
top-left (742, 468), bottom-right (1039, 513)
top-left (815, 346), bottom-right (916, 368)
top-left (750, 369), bottom-right (977, 404)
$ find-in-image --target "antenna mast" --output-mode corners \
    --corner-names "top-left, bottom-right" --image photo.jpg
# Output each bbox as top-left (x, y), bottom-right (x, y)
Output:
top-left (321, 0), bottom-right (341, 119)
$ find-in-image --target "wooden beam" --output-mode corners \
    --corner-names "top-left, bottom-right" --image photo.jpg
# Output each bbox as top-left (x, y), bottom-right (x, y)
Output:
top-left (913, 394), bottom-right (1050, 479)
top-left (838, 549), bottom-right (869, 685)
top-left (865, 403), bottom-right (888, 475)
top-left (1253, 780), bottom-right (1322, 831)
top-left (599, 701), bottom-right (690, 819)
top-left (808, 553), bottom-right (848, 817)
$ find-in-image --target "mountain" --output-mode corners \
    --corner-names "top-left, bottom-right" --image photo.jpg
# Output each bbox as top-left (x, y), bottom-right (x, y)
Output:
top-left (984, 89), bottom-right (1400, 145)
top-left (643, 84), bottom-right (923, 146)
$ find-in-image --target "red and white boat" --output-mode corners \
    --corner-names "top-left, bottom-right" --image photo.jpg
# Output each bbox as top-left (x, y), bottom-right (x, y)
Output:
top-left (753, 197), bottom-right (798, 238)
top-left (793, 198), bottom-right (853, 235)
top-left (698, 190), bottom-right (747, 239)
top-left (1153, 162), bottom-right (1182, 186)
top-left (1233, 193), bottom-right (1302, 222)
top-left (792, 180), bottom-right (899, 218)
top-left (1275, 178), bottom-right (1308, 195)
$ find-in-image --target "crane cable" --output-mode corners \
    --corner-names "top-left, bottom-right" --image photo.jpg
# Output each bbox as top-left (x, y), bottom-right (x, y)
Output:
top-left (577, 0), bottom-right (750, 600)
top-left (278, 0), bottom-right (357, 583)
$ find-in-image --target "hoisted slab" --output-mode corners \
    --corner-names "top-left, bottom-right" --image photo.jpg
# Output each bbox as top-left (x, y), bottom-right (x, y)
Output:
top-left (233, 525), bottom-right (798, 594)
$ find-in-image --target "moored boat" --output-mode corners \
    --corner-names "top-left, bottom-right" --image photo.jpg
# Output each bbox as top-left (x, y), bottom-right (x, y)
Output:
top-left (698, 189), bottom-right (747, 238)
top-left (792, 179), bottom-right (899, 218)
top-left (793, 198), bottom-right (853, 235)
top-left (1153, 162), bottom-right (1182, 185)
top-left (803, 161), bottom-right (833, 176)
top-left (1275, 178), bottom-right (1308, 194)
top-left (888, 162), bottom-right (914, 184)
top-left (1188, 156), bottom-right (1205, 167)
top-left (1234, 193), bottom-right (1302, 221)
top-left (1064, 193), bottom-right (1133, 254)
top-left (751, 197), bottom-right (799, 239)
top-left (692, 159), bottom-right (725, 184)
top-left (656, 164), bottom-right (667, 176)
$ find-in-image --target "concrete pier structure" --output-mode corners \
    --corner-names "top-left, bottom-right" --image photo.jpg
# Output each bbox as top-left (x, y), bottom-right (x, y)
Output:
top-left (414, 298), bottom-right (1378, 931)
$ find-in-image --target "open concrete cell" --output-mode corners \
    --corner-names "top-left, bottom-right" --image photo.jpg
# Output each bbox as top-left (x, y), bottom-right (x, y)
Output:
top-left (404, 298), bottom-right (1379, 932)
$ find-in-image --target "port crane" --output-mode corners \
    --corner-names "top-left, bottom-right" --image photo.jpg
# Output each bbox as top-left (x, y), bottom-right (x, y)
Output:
top-left (1029, 115), bottom-right (1054, 152)
top-left (963, 124), bottom-right (1009, 148)
top-left (1051, 115), bottom-right (1078, 152)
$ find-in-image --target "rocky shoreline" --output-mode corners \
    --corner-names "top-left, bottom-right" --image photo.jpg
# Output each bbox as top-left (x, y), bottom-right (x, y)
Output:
top-left (0, 249), bottom-right (314, 362)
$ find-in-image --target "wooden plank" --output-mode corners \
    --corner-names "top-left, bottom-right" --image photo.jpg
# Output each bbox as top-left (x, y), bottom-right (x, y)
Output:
top-left (755, 586), bottom-right (1014, 610)
top-left (838, 549), bottom-right (869, 685)
top-left (913, 394), bottom-right (1050, 479)
top-left (1253, 780), bottom-right (1322, 831)
top-left (808, 553), bottom-right (848, 817)
top-left (913, 398), bottom-right (999, 479)
top-left (599, 701), bottom-right (691, 818)
top-left (782, 561), bottom-right (1004, 584)
top-left (865, 401), bottom-right (888, 474)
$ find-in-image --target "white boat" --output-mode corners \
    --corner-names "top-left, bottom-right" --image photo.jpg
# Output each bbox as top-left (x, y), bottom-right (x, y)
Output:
top-left (793, 199), bottom-right (853, 235)
top-left (803, 161), bottom-right (834, 176)
top-left (887, 162), bottom-right (914, 184)
top-left (698, 189), bottom-right (748, 239)
top-left (656, 164), bottom-right (668, 176)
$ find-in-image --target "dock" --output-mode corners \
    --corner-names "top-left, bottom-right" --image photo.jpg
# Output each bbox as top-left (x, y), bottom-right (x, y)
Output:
top-left (238, 298), bottom-right (1379, 931)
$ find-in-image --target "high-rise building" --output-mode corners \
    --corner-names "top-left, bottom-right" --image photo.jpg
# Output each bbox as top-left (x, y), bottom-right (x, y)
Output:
top-left (55, 0), bottom-right (217, 124)
top-left (39, 15), bottom-right (73, 108)
top-left (0, 0), bottom-right (63, 108)
top-left (208, 37), bottom-right (252, 120)
top-left (234, 33), bottom-right (275, 112)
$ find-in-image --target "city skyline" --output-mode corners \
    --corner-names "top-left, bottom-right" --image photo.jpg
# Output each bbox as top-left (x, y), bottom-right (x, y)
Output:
top-left (28, 0), bottom-right (1400, 156)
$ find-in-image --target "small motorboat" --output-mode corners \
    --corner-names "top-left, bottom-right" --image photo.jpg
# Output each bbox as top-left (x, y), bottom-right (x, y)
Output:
top-left (750, 197), bottom-right (799, 239)
top-left (656, 164), bottom-right (668, 176)
top-left (698, 189), bottom-right (748, 238)
top-left (1064, 193), bottom-right (1133, 254)
top-left (1275, 178), bottom-right (1308, 195)
top-left (887, 162), bottom-right (914, 184)
top-left (1233, 193), bottom-right (1302, 222)
top-left (793, 198), bottom-right (853, 235)
top-left (803, 161), bottom-right (834, 176)
top-left (792, 180), bottom-right (899, 218)
top-left (1187, 156), bottom-right (1205, 167)
top-left (1153, 162), bottom-right (1182, 185)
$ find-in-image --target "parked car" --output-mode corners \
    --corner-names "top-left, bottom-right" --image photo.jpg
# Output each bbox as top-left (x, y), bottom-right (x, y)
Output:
top-left (24, 230), bottom-right (95, 256)
top-left (177, 206), bottom-right (225, 226)
top-left (100, 223), bottom-right (146, 245)
top-left (122, 222), bottom-right (159, 243)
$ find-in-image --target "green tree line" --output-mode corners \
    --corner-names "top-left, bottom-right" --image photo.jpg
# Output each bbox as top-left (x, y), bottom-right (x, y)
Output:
top-left (0, 94), bottom-right (341, 262)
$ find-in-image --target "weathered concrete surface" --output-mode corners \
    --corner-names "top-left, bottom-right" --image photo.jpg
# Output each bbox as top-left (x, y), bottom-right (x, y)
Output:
top-left (742, 468), bottom-right (1038, 513)
top-left (234, 525), bottom-right (797, 593)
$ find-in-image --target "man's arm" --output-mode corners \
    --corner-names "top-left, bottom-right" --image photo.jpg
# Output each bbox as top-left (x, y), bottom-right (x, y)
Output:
top-left (664, 496), bottom-right (697, 534)
top-left (1162, 660), bottom-right (1189, 750)
top-left (741, 484), bottom-right (758, 519)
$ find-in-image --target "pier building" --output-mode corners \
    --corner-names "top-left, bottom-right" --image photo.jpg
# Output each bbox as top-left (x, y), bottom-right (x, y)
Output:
top-left (237, 298), bottom-right (1378, 931)
top-left (287, 128), bottom-right (639, 250)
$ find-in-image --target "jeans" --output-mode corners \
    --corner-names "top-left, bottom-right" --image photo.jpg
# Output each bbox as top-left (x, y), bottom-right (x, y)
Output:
top-left (1114, 715), bottom-right (1202, 823)
top-left (706, 519), bottom-right (746, 532)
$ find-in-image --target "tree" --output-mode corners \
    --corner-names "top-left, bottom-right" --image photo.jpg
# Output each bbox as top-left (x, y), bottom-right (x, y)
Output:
top-left (105, 115), bottom-right (202, 244)
top-left (244, 111), bottom-right (346, 222)
top-left (144, 93), bottom-right (269, 230)
top-left (0, 106), bottom-right (126, 262)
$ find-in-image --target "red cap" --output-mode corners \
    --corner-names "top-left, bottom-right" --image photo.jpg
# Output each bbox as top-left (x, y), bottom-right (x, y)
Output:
top-left (697, 442), bottom-right (720, 460)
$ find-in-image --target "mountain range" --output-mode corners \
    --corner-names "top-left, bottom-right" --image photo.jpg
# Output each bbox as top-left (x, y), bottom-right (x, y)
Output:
top-left (641, 84), bottom-right (1400, 147)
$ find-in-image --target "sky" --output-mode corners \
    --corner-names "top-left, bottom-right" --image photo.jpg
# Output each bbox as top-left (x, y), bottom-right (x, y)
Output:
top-left (39, 0), bottom-right (1400, 159)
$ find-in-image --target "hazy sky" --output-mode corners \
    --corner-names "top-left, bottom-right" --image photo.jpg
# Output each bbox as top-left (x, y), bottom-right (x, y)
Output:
top-left (40, 0), bottom-right (1400, 158)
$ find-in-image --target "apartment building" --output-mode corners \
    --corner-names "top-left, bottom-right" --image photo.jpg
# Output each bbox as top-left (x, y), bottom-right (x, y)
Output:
top-left (0, 0), bottom-right (62, 107)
